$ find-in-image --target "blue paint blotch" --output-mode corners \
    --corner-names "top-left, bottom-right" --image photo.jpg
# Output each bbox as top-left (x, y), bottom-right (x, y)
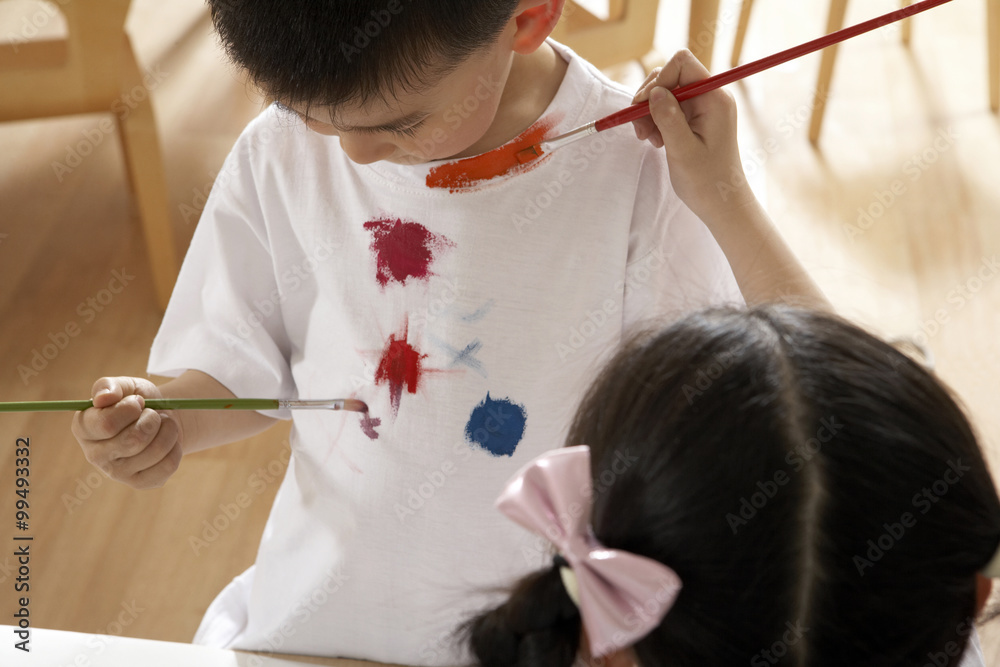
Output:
top-left (465, 393), bottom-right (527, 457)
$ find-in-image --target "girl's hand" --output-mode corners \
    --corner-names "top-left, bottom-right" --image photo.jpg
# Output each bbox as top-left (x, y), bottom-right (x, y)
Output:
top-left (631, 50), bottom-right (754, 218)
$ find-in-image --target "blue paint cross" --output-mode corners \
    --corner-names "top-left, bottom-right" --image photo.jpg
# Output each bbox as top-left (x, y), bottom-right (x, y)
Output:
top-left (427, 334), bottom-right (487, 378)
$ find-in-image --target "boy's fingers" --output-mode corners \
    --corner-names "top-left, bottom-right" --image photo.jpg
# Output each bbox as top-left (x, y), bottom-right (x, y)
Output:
top-left (111, 413), bottom-right (179, 485)
top-left (76, 394), bottom-right (146, 441)
top-left (90, 377), bottom-right (123, 408)
top-left (90, 376), bottom-right (153, 408)
top-left (127, 440), bottom-right (183, 490)
top-left (116, 409), bottom-right (163, 459)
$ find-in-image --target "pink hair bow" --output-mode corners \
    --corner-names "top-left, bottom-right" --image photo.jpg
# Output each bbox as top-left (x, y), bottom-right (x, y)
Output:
top-left (496, 445), bottom-right (682, 658)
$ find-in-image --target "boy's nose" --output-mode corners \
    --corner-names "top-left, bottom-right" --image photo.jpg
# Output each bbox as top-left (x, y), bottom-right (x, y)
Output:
top-left (338, 134), bottom-right (397, 165)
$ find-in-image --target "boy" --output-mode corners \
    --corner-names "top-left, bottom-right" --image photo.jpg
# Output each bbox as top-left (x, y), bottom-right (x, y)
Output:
top-left (72, 1), bottom-right (826, 664)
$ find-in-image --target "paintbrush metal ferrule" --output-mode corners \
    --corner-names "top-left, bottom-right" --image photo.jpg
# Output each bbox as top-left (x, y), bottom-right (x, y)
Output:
top-left (517, 121), bottom-right (597, 163)
top-left (278, 399), bottom-right (368, 412)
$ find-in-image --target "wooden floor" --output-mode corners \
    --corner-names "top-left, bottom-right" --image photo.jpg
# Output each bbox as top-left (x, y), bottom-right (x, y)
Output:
top-left (0, 0), bottom-right (998, 664)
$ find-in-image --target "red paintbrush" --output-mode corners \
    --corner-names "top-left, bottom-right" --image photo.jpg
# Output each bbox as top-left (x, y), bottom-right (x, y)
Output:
top-left (515, 0), bottom-right (954, 164)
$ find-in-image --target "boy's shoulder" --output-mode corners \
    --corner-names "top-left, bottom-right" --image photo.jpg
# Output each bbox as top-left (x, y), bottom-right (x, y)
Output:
top-left (545, 39), bottom-right (636, 119)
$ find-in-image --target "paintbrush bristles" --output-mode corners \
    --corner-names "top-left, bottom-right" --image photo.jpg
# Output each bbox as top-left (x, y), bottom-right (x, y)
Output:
top-left (515, 146), bottom-right (544, 164)
top-left (345, 399), bottom-right (370, 413)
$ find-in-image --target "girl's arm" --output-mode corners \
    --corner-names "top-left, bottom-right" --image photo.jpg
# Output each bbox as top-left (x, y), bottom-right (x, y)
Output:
top-left (632, 50), bottom-right (831, 310)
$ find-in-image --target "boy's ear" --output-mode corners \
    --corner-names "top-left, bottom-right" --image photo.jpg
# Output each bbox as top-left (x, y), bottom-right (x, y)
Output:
top-left (511, 0), bottom-right (566, 55)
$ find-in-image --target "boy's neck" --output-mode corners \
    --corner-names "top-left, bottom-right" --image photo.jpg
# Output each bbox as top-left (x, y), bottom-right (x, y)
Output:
top-left (452, 41), bottom-right (568, 159)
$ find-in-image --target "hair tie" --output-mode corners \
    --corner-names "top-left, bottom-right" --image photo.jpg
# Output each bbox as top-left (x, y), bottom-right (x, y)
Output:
top-left (982, 538), bottom-right (1000, 578)
top-left (496, 446), bottom-right (682, 658)
top-left (551, 554), bottom-right (581, 606)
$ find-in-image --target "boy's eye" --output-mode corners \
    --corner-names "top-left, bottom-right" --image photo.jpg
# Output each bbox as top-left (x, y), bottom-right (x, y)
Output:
top-left (357, 121), bottom-right (424, 138)
top-left (392, 124), bottom-right (422, 138)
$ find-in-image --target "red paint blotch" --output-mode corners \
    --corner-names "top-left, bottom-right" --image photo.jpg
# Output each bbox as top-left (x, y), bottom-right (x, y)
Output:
top-left (363, 218), bottom-right (454, 288)
top-left (426, 115), bottom-right (561, 192)
top-left (375, 326), bottom-right (427, 413)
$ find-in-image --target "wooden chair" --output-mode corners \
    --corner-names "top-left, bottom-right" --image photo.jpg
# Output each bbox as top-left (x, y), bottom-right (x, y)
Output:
top-left (688, 0), bottom-right (722, 70)
top-left (731, 0), bottom-right (1000, 144)
top-left (553, 0), bottom-right (723, 73)
top-left (0, 0), bottom-right (179, 309)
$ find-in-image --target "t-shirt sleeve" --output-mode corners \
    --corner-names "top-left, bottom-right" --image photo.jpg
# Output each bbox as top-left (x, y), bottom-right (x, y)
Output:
top-left (147, 128), bottom-right (294, 420)
top-left (959, 629), bottom-right (986, 667)
top-left (622, 146), bottom-right (744, 330)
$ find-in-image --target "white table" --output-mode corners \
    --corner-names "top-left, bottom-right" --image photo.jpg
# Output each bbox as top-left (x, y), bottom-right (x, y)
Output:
top-left (0, 626), bottom-right (405, 667)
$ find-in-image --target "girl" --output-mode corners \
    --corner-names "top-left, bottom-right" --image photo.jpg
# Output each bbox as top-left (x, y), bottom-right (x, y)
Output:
top-left (465, 305), bottom-right (1000, 666)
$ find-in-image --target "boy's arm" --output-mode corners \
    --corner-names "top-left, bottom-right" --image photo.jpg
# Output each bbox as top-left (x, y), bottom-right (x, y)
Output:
top-left (156, 370), bottom-right (279, 453)
top-left (71, 370), bottom-right (277, 489)
top-left (631, 50), bottom-right (831, 310)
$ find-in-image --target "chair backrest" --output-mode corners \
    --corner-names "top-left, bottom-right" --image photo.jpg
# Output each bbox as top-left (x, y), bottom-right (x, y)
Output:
top-left (0, 0), bottom-right (132, 121)
top-left (552, 0), bottom-right (659, 69)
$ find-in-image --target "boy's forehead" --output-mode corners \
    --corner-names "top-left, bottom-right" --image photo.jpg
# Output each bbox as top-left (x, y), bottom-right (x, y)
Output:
top-left (289, 59), bottom-right (472, 127)
top-left (292, 93), bottom-right (429, 129)
top-left (293, 41), bottom-right (502, 126)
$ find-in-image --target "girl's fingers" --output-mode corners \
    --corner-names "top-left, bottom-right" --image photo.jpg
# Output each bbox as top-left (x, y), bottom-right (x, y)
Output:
top-left (648, 86), bottom-right (699, 158)
top-left (631, 67), bottom-right (663, 104)
top-left (633, 116), bottom-right (658, 141)
top-left (632, 67), bottom-right (664, 141)
top-left (657, 49), bottom-right (712, 90)
top-left (632, 49), bottom-right (710, 145)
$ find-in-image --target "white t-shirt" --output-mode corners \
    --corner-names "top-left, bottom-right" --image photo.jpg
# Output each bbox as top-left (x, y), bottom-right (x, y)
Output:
top-left (148, 41), bottom-right (742, 665)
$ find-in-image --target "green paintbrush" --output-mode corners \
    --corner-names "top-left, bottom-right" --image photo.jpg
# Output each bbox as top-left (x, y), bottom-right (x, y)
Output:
top-left (0, 398), bottom-right (368, 413)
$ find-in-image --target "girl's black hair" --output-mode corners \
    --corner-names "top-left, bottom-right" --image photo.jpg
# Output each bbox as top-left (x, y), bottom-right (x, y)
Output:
top-left (206, 0), bottom-right (521, 110)
top-left (465, 305), bottom-right (1000, 666)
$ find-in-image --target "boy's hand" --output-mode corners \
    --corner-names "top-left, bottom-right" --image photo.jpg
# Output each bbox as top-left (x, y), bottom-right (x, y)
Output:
top-left (71, 377), bottom-right (183, 490)
top-left (631, 50), bottom-right (754, 217)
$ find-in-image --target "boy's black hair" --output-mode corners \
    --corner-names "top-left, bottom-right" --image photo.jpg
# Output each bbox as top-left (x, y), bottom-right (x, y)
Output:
top-left (207, 0), bottom-right (522, 111)
top-left (464, 305), bottom-right (1000, 666)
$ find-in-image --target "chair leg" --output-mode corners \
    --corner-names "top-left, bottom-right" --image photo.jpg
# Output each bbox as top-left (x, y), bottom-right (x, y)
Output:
top-left (990, 0), bottom-right (999, 112)
top-left (901, 0), bottom-right (913, 46)
top-left (809, 0), bottom-right (850, 145)
top-left (640, 48), bottom-right (668, 75)
top-left (731, 0), bottom-right (757, 68)
top-left (115, 36), bottom-right (179, 310)
top-left (689, 0), bottom-right (721, 70)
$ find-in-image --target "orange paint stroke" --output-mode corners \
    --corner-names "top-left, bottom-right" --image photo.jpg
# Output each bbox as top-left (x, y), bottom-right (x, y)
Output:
top-left (426, 115), bottom-right (561, 192)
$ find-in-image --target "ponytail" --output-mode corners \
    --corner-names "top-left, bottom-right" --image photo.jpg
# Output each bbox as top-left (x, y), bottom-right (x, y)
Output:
top-left (465, 562), bottom-right (582, 667)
